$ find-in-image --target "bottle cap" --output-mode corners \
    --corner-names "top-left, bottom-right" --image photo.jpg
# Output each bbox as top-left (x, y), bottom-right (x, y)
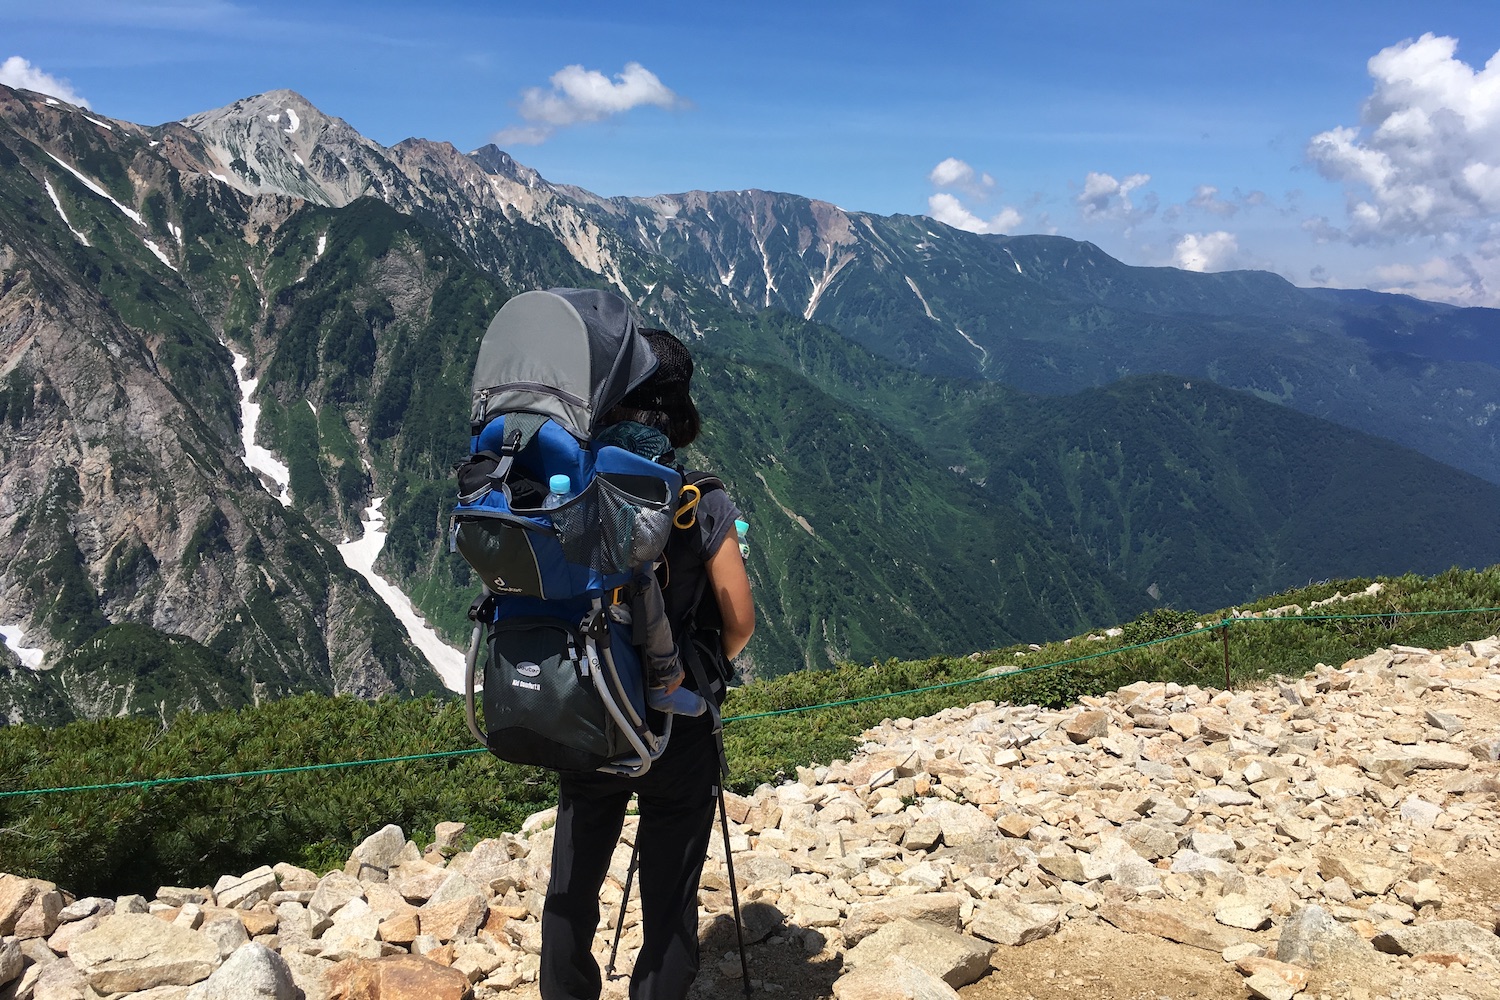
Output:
top-left (548, 474), bottom-right (572, 495)
top-left (734, 519), bottom-right (749, 536)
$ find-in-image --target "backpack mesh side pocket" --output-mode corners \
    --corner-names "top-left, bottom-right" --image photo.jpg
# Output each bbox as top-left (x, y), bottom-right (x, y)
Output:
top-left (552, 473), bottom-right (675, 577)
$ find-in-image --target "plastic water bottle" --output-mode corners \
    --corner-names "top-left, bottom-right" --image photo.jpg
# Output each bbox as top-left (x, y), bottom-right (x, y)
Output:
top-left (735, 518), bottom-right (750, 559)
top-left (542, 474), bottom-right (572, 510)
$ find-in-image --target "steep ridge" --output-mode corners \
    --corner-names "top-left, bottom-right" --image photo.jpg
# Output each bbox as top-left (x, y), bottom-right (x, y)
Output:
top-left (0, 635), bottom-right (1495, 1000)
top-left (0, 88), bottom-right (445, 720)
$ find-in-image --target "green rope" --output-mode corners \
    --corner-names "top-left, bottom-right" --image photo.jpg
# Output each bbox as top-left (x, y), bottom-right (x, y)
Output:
top-left (0, 748), bottom-right (489, 800)
top-left (4, 604), bottom-right (1497, 799)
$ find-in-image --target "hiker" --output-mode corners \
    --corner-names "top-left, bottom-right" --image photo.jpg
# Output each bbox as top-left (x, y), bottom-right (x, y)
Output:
top-left (540, 328), bottom-right (755, 1000)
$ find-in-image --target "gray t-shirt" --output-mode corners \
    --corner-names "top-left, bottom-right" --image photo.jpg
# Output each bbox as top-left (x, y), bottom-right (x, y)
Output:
top-left (661, 484), bottom-right (741, 635)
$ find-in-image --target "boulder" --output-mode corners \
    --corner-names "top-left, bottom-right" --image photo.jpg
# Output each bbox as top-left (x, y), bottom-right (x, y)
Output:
top-left (69, 914), bottom-right (220, 993)
top-left (844, 919), bottom-right (992, 989)
top-left (14, 889), bottom-right (64, 939)
top-left (844, 894), bottom-right (963, 946)
top-left (1371, 920), bottom-right (1500, 965)
top-left (199, 913), bottom-right (250, 960)
top-left (1316, 856), bottom-right (1400, 898)
top-left (832, 955), bottom-right (961, 1000)
top-left (1098, 900), bottom-right (1237, 953)
top-left (324, 954), bottom-right (472, 1000)
top-left (417, 896), bottom-right (485, 943)
top-left (345, 826), bottom-right (409, 882)
top-left (0, 936), bottom-right (22, 987)
top-left (920, 800), bottom-right (993, 847)
top-left (185, 942), bottom-right (298, 999)
top-left (967, 898), bottom-right (1061, 947)
top-left (1063, 711), bottom-right (1109, 743)
top-left (309, 872), bottom-right (365, 923)
top-left (29, 956), bottom-right (88, 1000)
top-left (1215, 894), bottom-right (1272, 931)
top-left (214, 867), bottom-right (278, 911)
top-left (1274, 905), bottom-right (1380, 970)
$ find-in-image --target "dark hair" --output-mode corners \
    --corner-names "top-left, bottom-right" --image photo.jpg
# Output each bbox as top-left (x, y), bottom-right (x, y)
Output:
top-left (610, 329), bottom-right (700, 448)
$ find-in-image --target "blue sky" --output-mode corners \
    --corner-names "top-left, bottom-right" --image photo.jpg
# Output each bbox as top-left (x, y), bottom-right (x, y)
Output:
top-left (5, 0), bottom-right (1500, 306)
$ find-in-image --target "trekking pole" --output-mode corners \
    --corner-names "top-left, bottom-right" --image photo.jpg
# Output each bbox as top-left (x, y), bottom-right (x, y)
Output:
top-left (605, 836), bottom-right (641, 977)
top-left (716, 773), bottom-right (752, 996)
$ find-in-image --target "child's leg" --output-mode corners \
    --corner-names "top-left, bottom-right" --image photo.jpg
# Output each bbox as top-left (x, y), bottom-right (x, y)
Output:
top-left (633, 575), bottom-right (682, 689)
top-left (634, 576), bottom-right (705, 717)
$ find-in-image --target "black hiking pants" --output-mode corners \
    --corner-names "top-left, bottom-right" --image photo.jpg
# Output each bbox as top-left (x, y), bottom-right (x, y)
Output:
top-left (540, 712), bottom-right (719, 1000)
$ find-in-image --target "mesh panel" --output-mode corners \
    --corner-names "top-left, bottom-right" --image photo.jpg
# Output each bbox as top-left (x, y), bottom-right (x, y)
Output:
top-left (551, 474), bottom-right (675, 577)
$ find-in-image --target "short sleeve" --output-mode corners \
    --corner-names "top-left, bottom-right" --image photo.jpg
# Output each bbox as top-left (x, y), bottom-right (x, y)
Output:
top-left (693, 488), bottom-right (741, 563)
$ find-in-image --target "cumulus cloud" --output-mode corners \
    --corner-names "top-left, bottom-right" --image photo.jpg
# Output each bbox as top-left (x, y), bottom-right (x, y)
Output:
top-left (494, 61), bottom-right (682, 145)
top-left (1172, 231), bottom-right (1240, 272)
top-left (1076, 171), bottom-right (1154, 220)
top-left (1307, 33), bottom-right (1500, 241)
top-left (927, 193), bottom-right (1021, 234)
top-left (0, 56), bottom-right (90, 108)
top-left (924, 157), bottom-right (1019, 234)
top-left (929, 157), bottom-right (995, 195)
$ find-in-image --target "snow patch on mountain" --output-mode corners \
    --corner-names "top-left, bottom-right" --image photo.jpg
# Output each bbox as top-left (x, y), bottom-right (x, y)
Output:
top-left (45, 152), bottom-right (143, 226)
top-left (905, 275), bottom-right (938, 321)
top-left (0, 623), bottom-right (44, 670)
top-left (43, 179), bottom-right (90, 245)
top-left (229, 348), bottom-right (291, 505)
top-left (337, 499), bottom-right (465, 691)
top-left (142, 238), bottom-right (177, 272)
top-left (805, 245), bottom-right (855, 321)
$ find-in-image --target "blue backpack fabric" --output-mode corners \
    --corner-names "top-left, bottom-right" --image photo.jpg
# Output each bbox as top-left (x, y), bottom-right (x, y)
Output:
top-left (452, 289), bottom-right (683, 776)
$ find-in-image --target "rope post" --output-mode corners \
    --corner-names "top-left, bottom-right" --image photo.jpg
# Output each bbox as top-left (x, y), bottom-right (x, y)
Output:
top-left (1220, 618), bottom-right (1233, 691)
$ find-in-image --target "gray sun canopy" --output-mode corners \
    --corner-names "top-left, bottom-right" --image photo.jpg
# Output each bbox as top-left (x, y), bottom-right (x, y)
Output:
top-left (469, 288), bottom-right (659, 441)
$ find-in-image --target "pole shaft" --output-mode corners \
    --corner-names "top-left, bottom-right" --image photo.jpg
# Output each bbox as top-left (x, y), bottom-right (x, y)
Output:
top-left (1221, 621), bottom-right (1233, 691)
top-left (718, 783), bottom-right (752, 996)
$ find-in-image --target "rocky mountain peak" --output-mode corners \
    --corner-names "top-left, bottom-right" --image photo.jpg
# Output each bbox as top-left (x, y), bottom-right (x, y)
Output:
top-left (467, 144), bottom-right (543, 189)
top-left (177, 89), bottom-right (405, 207)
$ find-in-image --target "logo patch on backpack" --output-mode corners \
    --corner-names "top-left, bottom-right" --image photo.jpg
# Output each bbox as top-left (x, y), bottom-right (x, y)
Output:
top-left (516, 661), bottom-right (541, 677)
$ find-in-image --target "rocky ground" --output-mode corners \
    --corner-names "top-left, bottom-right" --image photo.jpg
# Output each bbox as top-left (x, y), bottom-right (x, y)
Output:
top-left (2, 636), bottom-right (1498, 1000)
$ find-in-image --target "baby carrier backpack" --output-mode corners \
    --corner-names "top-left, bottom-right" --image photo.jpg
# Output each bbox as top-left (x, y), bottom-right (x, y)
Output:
top-left (451, 288), bottom-right (682, 776)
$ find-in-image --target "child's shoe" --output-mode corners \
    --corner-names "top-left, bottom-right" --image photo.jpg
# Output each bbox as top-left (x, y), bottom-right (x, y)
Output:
top-left (646, 683), bottom-right (707, 716)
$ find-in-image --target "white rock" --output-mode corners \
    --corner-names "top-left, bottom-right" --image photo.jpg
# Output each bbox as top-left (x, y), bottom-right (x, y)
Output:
top-left (185, 941), bottom-right (298, 999)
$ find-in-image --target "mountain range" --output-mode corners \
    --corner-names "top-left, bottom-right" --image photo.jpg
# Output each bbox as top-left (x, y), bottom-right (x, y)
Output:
top-left (3, 84), bottom-right (1499, 725)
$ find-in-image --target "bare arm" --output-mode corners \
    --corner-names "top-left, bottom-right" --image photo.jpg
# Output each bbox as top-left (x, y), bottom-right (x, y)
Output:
top-left (706, 532), bottom-right (755, 658)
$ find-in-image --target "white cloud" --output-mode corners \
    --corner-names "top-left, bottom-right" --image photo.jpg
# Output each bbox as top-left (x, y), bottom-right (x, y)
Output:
top-left (1076, 171), bottom-right (1153, 220)
top-left (923, 158), bottom-right (1017, 233)
top-left (1173, 231), bottom-right (1239, 272)
top-left (0, 56), bottom-right (90, 108)
top-left (927, 193), bottom-right (1021, 234)
top-left (495, 61), bottom-right (682, 144)
top-left (1369, 251), bottom-right (1499, 306)
top-left (1307, 33), bottom-right (1500, 241)
top-left (928, 157), bottom-right (994, 194)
